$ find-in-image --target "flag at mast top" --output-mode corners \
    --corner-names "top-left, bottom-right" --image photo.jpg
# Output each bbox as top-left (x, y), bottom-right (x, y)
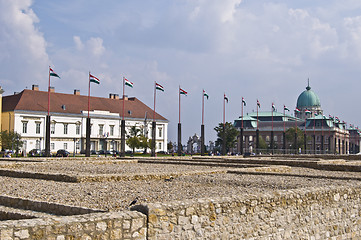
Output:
top-left (49, 67), bottom-right (60, 78)
top-left (89, 73), bottom-right (100, 84)
top-left (124, 77), bottom-right (133, 88)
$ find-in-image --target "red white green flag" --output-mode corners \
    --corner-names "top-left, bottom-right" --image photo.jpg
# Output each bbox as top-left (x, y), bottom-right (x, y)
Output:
top-left (242, 97), bottom-right (246, 106)
top-left (89, 73), bottom-right (100, 84)
top-left (155, 82), bottom-right (164, 91)
top-left (272, 103), bottom-right (276, 111)
top-left (257, 99), bottom-right (261, 108)
top-left (49, 67), bottom-right (60, 78)
top-left (305, 109), bottom-right (311, 114)
top-left (284, 105), bottom-right (289, 111)
top-left (179, 88), bottom-right (187, 96)
top-left (295, 108), bottom-right (301, 113)
top-left (224, 93), bottom-right (228, 103)
top-left (203, 89), bottom-right (209, 99)
top-left (124, 78), bottom-right (133, 88)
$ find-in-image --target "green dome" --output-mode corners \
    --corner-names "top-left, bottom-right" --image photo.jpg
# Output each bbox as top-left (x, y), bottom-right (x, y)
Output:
top-left (296, 84), bottom-right (321, 108)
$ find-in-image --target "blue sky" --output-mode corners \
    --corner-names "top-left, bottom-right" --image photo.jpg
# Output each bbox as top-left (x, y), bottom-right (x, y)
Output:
top-left (1, 0), bottom-right (361, 144)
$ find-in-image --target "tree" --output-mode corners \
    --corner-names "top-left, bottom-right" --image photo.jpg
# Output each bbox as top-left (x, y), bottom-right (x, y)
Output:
top-left (139, 135), bottom-right (151, 154)
top-left (167, 141), bottom-right (174, 153)
top-left (0, 130), bottom-right (23, 156)
top-left (285, 127), bottom-right (311, 152)
top-left (214, 122), bottom-right (239, 154)
top-left (126, 126), bottom-right (142, 155)
top-left (258, 136), bottom-right (268, 152)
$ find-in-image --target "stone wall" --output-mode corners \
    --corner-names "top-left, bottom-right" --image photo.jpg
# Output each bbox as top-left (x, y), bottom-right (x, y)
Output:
top-left (0, 211), bottom-right (146, 240)
top-left (146, 186), bottom-right (361, 239)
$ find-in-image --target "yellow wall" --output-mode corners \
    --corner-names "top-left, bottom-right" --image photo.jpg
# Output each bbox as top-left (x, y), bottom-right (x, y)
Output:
top-left (1, 112), bottom-right (14, 132)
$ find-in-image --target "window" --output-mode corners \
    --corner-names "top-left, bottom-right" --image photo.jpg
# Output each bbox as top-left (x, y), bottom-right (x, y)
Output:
top-left (110, 125), bottom-right (114, 136)
top-left (274, 136), bottom-right (278, 141)
top-left (51, 143), bottom-right (55, 150)
top-left (64, 143), bottom-right (67, 149)
top-left (249, 136), bottom-right (253, 141)
top-left (99, 124), bottom-right (104, 136)
top-left (64, 124), bottom-right (68, 135)
top-left (22, 122), bottom-right (28, 133)
top-left (158, 142), bottom-right (162, 150)
top-left (76, 141), bottom-right (80, 150)
top-left (36, 122), bottom-right (41, 134)
top-left (51, 123), bottom-right (55, 134)
top-left (158, 128), bottom-right (162, 138)
top-left (76, 125), bottom-right (80, 135)
top-left (266, 136), bottom-right (270, 142)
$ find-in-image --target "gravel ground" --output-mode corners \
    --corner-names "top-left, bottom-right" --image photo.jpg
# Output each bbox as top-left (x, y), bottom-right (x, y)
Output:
top-left (0, 162), bottom-right (360, 211)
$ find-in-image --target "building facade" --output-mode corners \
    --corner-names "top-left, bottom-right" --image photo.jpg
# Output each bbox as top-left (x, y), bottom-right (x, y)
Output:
top-left (234, 84), bottom-right (360, 154)
top-left (1, 85), bottom-right (168, 154)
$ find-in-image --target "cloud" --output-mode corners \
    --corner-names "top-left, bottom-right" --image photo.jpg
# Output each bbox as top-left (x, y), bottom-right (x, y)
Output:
top-left (0, 0), bottom-right (49, 88)
top-left (73, 36), bottom-right (105, 56)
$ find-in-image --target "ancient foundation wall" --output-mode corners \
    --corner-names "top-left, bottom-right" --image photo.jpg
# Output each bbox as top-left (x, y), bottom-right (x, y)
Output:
top-left (0, 211), bottom-right (147, 240)
top-left (147, 186), bottom-right (361, 240)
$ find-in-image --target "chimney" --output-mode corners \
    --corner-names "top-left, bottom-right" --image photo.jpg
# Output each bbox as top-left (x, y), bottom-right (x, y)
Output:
top-left (32, 85), bottom-right (39, 91)
top-left (114, 94), bottom-right (119, 100)
top-left (50, 87), bottom-right (55, 93)
top-left (74, 89), bottom-right (80, 95)
top-left (109, 93), bottom-right (114, 99)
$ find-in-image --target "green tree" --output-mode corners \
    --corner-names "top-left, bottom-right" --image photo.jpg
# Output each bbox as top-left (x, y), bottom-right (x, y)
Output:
top-left (126, 126), bottom-right (142, 155)
top-left (167, 141), bottom-right (173, 153)
top-left (1, 130), bottom-right (23, 156)
top-left (214, 122), bottom-right (239, 153)
top-left (139, 135), bottom-right (151, 154)
top-left (285, 127), bottom-right (311, 152)
top-left (258, 135), bottom-right (268, 152)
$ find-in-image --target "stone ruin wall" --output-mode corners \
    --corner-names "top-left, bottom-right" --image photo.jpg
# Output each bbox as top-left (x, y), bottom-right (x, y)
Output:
top-left (0, 185), bottom-right (361, 239)
top-left (147, 185), bottom-right (361, 239)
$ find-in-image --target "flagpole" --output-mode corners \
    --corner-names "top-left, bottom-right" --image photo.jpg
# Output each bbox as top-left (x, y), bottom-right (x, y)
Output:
top-left (271, 103), bottom-right (274, 154)
top-left (222, 93), bottom-right (226, 155)
top-left (120, 77), bottom-right (126, 157)
top-left (178, 86), bottom-right (182, 156)
top-left (256, 100), bottom-right (259, 154)
top-left (202, 90), bottom-right (204, 125)
top-left (179, 86), bottom-right (181, 124)
top-left (45, 66), bottom-right (51, 157)
top-left (88, 72), bottom-right (91, 119)
top-left (122, 77), bottom-right (125, 121)
top-left (151, 82), bottom-right (156, 157)
top-left (240, 97), bottom-right (244, 155)
top-left (241, 97), bottom-right (244, 129)
top-left (201, 90), bottom-right (205, 156)
top-left (313, 113), bottom-right (316, 154)
top-left (48, 66), bottom-right (51, 116)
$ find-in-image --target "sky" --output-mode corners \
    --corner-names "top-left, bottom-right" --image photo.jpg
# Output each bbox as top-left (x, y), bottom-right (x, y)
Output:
top-left (1, 0), bottom-right (361, 144)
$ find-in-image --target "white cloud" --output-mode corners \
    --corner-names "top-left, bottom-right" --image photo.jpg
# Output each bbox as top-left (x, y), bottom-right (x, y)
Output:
top-left (0, 0), bottom-right (49, 88)
top-left (73, 36), bottom-right (105, 56)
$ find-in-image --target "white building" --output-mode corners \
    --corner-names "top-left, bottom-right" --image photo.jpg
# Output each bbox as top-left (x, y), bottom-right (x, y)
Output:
top-left (2, 85), bottom-right (168, 154)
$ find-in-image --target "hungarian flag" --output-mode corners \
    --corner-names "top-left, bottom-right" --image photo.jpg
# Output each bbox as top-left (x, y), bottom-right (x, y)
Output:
top-left (124, 78), bottom-right (133, 88)
top-left (329, 115), bottom-right (334, 120)
top-left (257, 99), bottom-right (261, 108)
top-left (314, 112), bottom-right (319, 116)
top-left (50, 67), bottom-right (60, 78)
top-left (284, 105), bottom-right (289, 111)
top-left (89, 74), bottom-right (100, 84)
top-left (203, 90), bottom-right (209, 99)
top-left (155, 82), bottom-right (164, 91)
top-left (335, 116), bottom-right (340, 122)
top-left (295, 108), bottom-right (301, 113)
top-left (305, 109), bottom-right (311, 114)
top-left (224, 94), bottom-right (228, 103)
top-left (272, 103), bottom-right (276, 111)
top-left (242, 97), bottom-right (246, 106)
top-left (179, 88), bottom-right (187, 96)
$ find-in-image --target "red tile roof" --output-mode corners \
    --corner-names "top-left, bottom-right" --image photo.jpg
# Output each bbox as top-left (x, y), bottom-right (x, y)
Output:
top-left (2, 90), bottom-right (167, 121)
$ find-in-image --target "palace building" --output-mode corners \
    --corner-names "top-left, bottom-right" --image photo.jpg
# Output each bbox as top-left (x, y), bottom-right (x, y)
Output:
top-left (1, 85), bottom-right (168, 154)
top-left (234, 83), bottom-right (360, 154)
